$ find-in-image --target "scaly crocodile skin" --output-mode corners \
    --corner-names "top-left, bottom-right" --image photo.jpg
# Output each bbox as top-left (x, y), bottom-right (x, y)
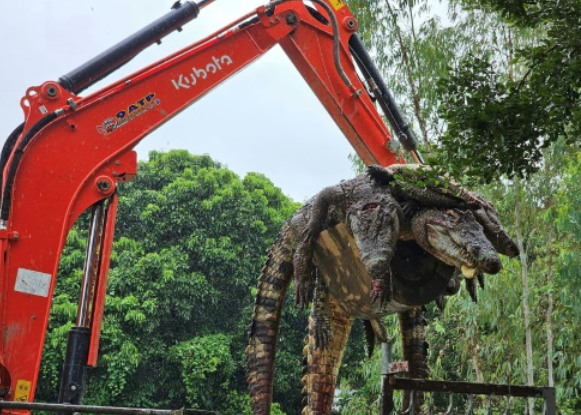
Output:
top-left (399, 307), bottom-right (429, 412)
top-left (302, 297), bottom-right (352, 415)
top-left (246, 225), bottom-right (294, 415)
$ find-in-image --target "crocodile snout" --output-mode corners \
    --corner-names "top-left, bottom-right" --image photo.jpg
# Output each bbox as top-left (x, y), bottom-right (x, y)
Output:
top-left (480, 254), bottom-right (502, 274)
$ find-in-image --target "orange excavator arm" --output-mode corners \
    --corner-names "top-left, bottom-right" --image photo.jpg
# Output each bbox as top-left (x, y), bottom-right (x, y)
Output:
top-left (0, 0), bottom-right (419, 413)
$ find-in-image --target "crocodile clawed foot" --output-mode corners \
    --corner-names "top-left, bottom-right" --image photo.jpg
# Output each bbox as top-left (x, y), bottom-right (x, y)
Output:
top-left (313, 318), bottom-right (333, 350)
top-left (370, 278), bottom-right (392, 306)
top-left (295, 278), bottom-right (315, 309)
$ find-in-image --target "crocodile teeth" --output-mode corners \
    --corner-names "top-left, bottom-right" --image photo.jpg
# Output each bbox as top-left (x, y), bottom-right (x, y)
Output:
top-left (461, 265), bottom-right (477, 279)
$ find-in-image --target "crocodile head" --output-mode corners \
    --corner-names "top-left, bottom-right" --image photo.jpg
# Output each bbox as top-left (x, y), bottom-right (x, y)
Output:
top-left (411, 208), bottom-right (504, 278)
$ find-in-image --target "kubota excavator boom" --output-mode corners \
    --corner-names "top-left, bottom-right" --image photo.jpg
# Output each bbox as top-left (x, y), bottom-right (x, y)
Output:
top-left (0, 0), bottom-right (419, 413)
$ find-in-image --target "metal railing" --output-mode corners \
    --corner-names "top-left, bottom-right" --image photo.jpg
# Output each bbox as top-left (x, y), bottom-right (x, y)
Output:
top-left (379, 343), bottom-right (556, 415)
top-left (0, 401), bottom-right (218, 415)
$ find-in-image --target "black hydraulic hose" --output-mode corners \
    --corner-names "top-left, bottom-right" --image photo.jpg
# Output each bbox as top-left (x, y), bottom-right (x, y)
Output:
top-left (349, 34), bottom-right (419, 153)
top-left (59, 1), bottom-right (200, 94)
top-left (0, 123), bottom-right (25, 200)
top-left (1, 112), bottom-right (59, 221)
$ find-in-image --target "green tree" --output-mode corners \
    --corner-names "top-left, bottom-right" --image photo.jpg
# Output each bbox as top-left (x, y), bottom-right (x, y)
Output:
top-left (426, 142), bottom-right (581, 413)
top-left (437, 0), bottom-right (581, 181)
top-left (38, 150), bottom-right (308, 414)
top-left (348, 0), bottom-right (520, 157)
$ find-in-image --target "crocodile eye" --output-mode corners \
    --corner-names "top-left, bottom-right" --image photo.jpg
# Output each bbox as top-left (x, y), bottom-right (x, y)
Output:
top-left (363, 203), bottom-right (379, 211)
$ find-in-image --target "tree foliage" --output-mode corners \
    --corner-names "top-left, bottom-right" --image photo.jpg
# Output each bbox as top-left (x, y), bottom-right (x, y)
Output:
top-left (38, 150), bottom-right (311, 414)
top-left (437, 0), bottom-right (581, 181)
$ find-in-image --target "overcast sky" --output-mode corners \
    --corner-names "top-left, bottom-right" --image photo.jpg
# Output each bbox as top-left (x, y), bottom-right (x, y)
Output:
top-left (0, 0), bottom-right (362, 202)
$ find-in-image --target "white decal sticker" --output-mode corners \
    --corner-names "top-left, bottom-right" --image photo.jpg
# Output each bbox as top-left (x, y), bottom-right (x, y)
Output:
top-left (14, 268), bottom-right (52, 297)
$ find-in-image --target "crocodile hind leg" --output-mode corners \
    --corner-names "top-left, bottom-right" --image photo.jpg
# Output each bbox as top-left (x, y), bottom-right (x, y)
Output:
top-left (302, 296), bottom-right (353, 415)
top-left (399, 307), bottom-right (429, 413)
top-left (312, 273), bottom-right (333, 350)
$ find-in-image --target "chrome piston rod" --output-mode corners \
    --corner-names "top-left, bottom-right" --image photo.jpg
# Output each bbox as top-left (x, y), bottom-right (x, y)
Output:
top-left (77, 202), bottom-right (104, 328)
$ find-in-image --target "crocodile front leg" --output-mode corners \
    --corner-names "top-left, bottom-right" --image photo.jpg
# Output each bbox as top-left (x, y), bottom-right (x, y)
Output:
top-left (472, 200), bottom-right (520, 257)
top-left (303, 296), bottom-right (353, 415)
top-left (294, 186), bottom-right (344, 308)
top-left (347, 195), bottom-right (400, 306)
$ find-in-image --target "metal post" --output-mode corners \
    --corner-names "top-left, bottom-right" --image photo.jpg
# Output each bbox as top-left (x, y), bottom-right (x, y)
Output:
top-left (543, 388), bottom-right (556, 415)
top-left (380, 341), bottom-right (394, 415)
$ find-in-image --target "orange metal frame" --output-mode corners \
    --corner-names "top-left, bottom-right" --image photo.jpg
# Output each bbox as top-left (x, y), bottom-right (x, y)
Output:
top-left (0, 0), bottom-right (401, 409)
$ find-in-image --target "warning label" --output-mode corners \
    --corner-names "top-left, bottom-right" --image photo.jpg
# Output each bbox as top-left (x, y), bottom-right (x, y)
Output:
top-left (331, 0), bottom-right (346, 11)
top-left (14, 380), bottom-right (31, 402)
top-left (14, 268), bottom-right (51, 297)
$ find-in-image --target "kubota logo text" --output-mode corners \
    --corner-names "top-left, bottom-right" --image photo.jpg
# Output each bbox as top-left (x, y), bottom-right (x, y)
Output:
top-left (171, 55), bottom-right (233, 90)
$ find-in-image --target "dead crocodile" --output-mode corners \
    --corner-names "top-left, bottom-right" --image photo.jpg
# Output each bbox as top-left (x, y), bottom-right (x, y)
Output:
top-left (292, 164), bottom-right (518, 310)
top-left (246, 208), bottom-right (514, 415)
top-left (302, 208), bottom-right (513, 415)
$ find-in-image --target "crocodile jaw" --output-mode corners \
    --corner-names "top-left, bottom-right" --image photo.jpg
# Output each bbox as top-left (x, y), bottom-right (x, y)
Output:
top-left (461, 265), bottom-right (478, 279)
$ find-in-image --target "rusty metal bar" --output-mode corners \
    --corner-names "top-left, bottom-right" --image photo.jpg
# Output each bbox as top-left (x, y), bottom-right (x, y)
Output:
top-left (389, 378), bottom-right (549, 398)
top-left (385, 377), bottom-right (556, 415)
top-left (197, 0), bottom-right (219, 9)
top-left (0, 401), bottom-right (218, 415)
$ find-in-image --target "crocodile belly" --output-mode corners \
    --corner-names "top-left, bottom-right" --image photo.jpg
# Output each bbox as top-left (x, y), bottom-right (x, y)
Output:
top-left (314, 224), bottom-right (455, 320)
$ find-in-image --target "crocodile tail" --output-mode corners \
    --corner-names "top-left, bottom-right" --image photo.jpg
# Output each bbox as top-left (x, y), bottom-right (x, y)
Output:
top-left (399, 307), bottom-right (429, 412)
top-left (363, 320), bottom-right (375, 359)
top-left (246, 225), bottom-right (294, 415)
top-left (302, 296), bottom-right (353, 415)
